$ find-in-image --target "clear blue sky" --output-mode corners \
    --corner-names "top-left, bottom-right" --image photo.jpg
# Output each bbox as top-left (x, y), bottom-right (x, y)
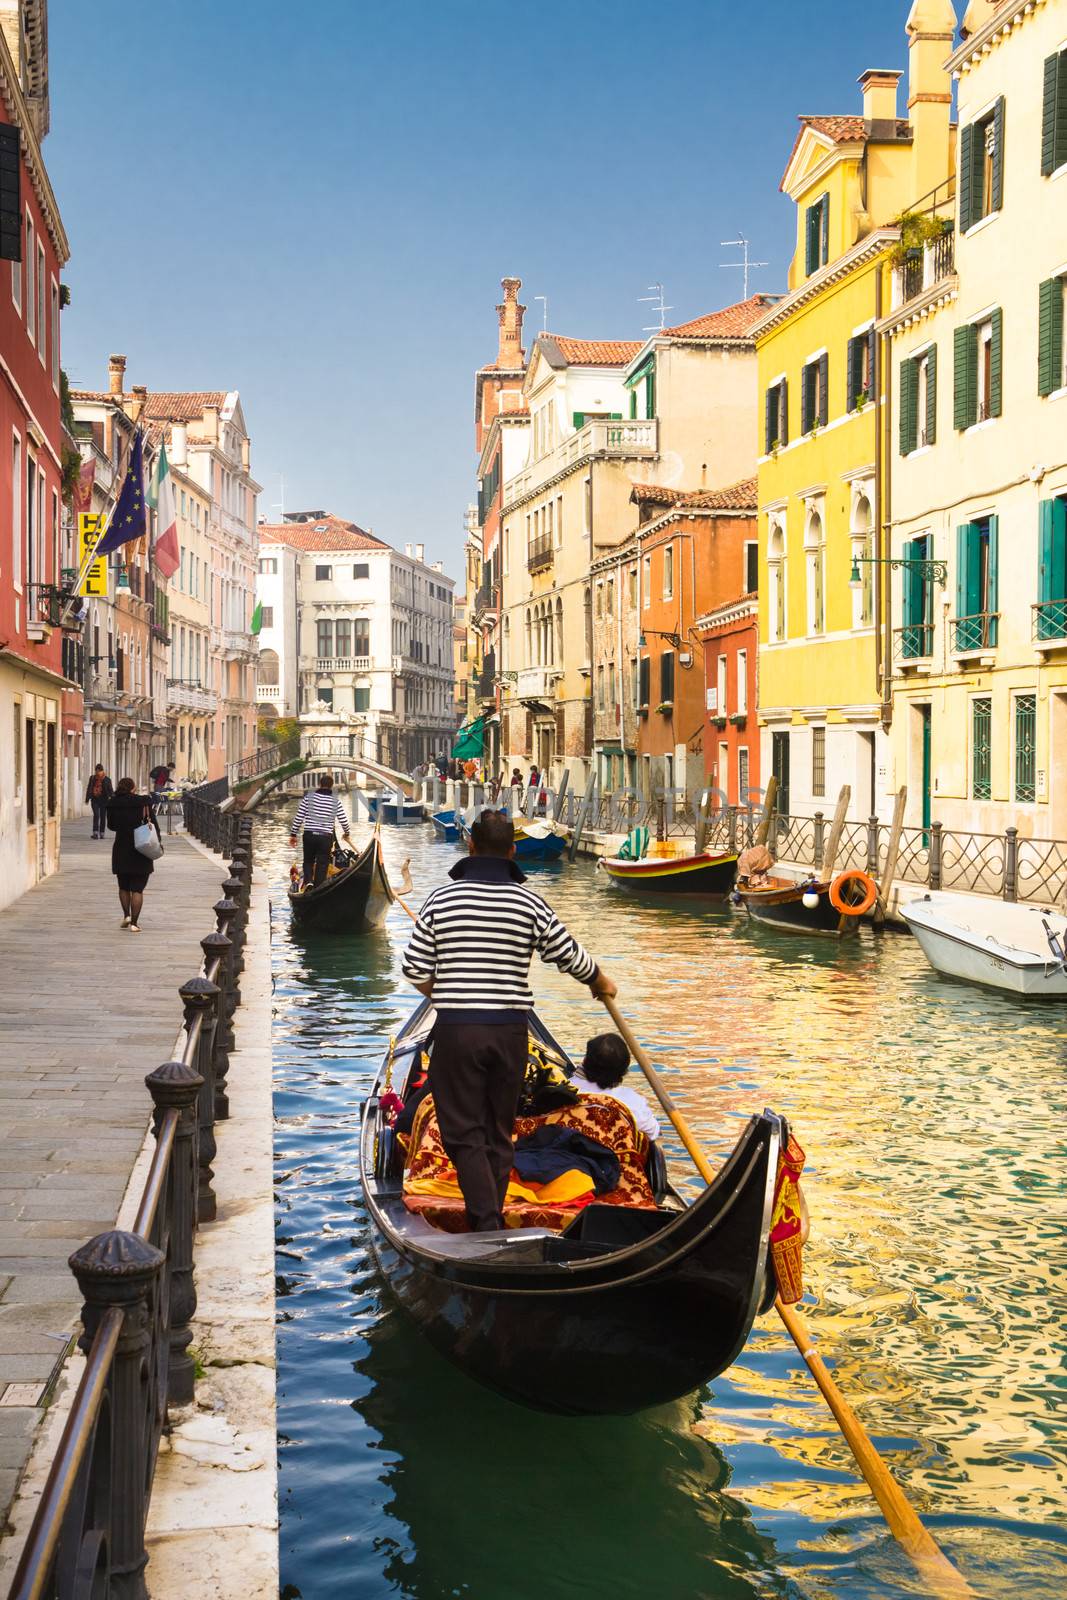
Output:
top-left (50, 1), bottom-right (918, 577)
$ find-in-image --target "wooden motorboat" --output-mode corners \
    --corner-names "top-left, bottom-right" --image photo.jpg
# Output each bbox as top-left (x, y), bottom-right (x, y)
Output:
top-left (430, 809), bottom-right (459, 842)
top-left (360, 1000), bottom-right (790, 1416)
top-left (598, 848), bottom-right (737, 895)
top-left (901, 892), bottom-right (1067, 999)
top-left (456, 814), bottom-right (567, 862)
top-left (288, 831), bottom-right (394, 933)
top-left (367, 791), bottom-right (423, 825)
top-left (735, 866), bottom-right (876, 938)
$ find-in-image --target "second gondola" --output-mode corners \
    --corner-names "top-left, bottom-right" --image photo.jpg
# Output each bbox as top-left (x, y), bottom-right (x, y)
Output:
top-left (288, 831), bottom-right (395, 934)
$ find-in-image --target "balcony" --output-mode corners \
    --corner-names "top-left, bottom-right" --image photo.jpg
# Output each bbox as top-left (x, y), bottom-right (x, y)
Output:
top-left (503, 417), bottom-right (658, 509)
top-left (256, 683), bottom-right (282, 701)
top-left (952, 611), bottom-right (999, 656)
top-left (313, 655), bottom-right (371, 672)
top-left (890, 219), bottom-right (956, 315)
top-left (222, 628), bottom-right (256, 658)
top-left (167, 683), bottom-right (217, 714)
top-left (471, 579), bottom-right (497, 620)
top-left (527, 535), bottom-right (554, 574)
top-left (894, 622), bottom-right (934, 665)
top-left (1033, 598), bottom-right (1067, 647)
top-left (517, 666), bottom-right (560, 702)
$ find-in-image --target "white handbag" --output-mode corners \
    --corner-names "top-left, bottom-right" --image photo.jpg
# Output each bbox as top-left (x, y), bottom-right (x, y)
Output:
top-left (134, 809), bottom-right (164, 860)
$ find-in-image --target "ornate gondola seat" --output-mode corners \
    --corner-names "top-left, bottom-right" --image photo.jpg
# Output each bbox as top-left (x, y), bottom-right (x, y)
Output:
top-left (402, 1094), bottom-right (658, 1233)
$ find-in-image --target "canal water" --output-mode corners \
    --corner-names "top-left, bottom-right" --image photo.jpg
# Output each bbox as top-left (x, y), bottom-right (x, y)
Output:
top-left (260, 803), bottom-right (1067, 1600)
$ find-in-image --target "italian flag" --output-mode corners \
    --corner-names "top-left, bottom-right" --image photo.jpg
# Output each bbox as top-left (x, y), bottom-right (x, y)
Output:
top-left (148, 441), bottom-right (180, 578)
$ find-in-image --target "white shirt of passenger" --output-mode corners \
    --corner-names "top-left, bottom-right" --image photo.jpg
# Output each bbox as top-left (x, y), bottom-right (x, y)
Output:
top-left (570, 1072), bottom-right (661, 1140)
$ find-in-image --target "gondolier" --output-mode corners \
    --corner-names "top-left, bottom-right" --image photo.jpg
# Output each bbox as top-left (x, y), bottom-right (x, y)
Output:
top-left (401, 809), bottom-right (617, 1232)
top-left (289, 775), bottom-right (352, 887)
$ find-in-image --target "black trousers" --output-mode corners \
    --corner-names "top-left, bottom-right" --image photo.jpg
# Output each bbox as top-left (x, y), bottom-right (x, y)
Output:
top-left (303, 831), bottom-right (333, 887)
top-left (90, 796), bottom-right (108, 834)
top-left (429, 1018), bottom-right (528, 1231)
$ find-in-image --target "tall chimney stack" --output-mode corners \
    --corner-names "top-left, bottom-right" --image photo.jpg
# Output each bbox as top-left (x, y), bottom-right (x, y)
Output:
top-left (858, 69), bottom-right (902, 137)
top-left (129, 384), bottom-right (147, 424)
top-left (415, 542), bottom-right (425, 563)
top-left (108, 354), bottom-right (127, 395)
top-left (496, 277), bottom-right (526, 369)
top-left (906, 1), bottom-right (957, 200)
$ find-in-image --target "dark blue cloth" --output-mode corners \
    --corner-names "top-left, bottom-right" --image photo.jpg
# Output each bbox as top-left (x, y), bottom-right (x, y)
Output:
top-left (512, 1127), bottom-right (620, 1195)
top-left (96, 432), bottom-right (147, 556)
top-left (447, 855), bottom-right (527, 885)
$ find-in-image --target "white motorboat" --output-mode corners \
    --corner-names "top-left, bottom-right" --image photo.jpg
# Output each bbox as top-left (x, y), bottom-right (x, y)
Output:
top-left (901, 892), bottom-right (1067, 999)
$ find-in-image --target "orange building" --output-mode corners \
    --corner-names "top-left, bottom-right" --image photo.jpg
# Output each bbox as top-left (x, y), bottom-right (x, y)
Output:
top-left (629, 478), bottom-right (758, 796)
top-left (696, 596), bottom-right (759, 807)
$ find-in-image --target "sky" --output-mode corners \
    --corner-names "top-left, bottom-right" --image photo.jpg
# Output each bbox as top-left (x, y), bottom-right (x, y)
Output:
top-left (50, 1), bottom-right (918, 577)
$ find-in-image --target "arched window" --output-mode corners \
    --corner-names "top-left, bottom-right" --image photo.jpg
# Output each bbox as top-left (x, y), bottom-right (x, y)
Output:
top-left (257, 648), bottom-right (280, 687)
top-left (852, 495), bottom-right (874, 627)
top-left (804, 509), bottom-right (825, 636)
top-left (525, 608), bottom-right (532, 666)
top-left (768, 521), bottom-right (787, 643)
top-left (555, 597), bottom-right (564, 663)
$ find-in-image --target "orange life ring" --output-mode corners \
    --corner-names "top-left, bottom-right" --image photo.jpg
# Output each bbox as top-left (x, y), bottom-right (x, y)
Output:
top-left (829, 869), bottom-right (878, 916)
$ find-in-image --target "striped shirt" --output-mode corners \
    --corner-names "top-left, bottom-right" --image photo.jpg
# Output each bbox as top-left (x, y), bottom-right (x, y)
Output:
top-left (292, 790), bottom-right (350, 835)
top-left (401, 856), bottom-right (597, 1022)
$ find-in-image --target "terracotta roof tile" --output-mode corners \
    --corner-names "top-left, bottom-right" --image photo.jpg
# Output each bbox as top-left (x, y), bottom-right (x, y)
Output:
top-left (631, 477), bottom-right (758, 515)
top-left (142, 391), bottom-right (227, 422)
top-left (542, 335), bottom-right (643, 367)
top-left (662, 294), bottom-right (782, 341)
top-left (782, 114), bottom-right (912, 190)
top-left (257, 515), bottom-right (389, 553)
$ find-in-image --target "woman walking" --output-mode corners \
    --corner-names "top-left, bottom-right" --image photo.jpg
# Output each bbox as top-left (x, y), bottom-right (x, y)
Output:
top-left (106, 776), bottom-right (161, 932)
top-left (85, 764), bottom-right (113, 839)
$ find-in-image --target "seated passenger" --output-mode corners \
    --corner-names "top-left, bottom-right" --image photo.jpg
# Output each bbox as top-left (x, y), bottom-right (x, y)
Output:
top-left (569, 1034), bottom-right (661, 1141)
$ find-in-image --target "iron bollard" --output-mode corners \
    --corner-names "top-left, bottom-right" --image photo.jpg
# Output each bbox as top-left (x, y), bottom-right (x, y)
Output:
top-left (69, 1230), bottom-right (165, 1600)
top-left (180, 976), bottom-right (221, 1221)
top-left (1003, 826), bottom-right (1019, 901)
top-left (867, 815), bottom-right (880, 875)
top-left (813, 811), bottom-right (825, 868)
top-left (214, 897), bottom-right (241, 996)
top-left (201, 931), bottom-right (235, 1122)
top-left (929, 820), bottom-right (943, 889)
top-left (144, 1059), bottom-right (203, 1404)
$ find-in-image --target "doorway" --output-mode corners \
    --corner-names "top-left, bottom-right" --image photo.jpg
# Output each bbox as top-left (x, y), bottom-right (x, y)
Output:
top-left (771, 730), bottom-right (790, 816)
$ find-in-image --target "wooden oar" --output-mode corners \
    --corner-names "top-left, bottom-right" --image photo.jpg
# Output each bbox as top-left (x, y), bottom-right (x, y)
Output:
top-left (599, 993), bottom-right (974, 1600)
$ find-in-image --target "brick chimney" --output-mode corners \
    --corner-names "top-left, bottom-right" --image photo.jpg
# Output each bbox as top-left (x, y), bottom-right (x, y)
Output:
top-left (907, 1), bottom-right (956, 200)
top-left (128, 384), bottom-right (147, 424)
top-left (859, 69), bottom-right (902, 137)
top-left (108, 354), bottom-right (127, 394)
top-left (496, 277), bottom-right (526, 369)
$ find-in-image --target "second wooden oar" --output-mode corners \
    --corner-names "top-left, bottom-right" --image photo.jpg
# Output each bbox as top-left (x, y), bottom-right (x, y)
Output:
top-left (599, 993), bottom-right (974, 1600)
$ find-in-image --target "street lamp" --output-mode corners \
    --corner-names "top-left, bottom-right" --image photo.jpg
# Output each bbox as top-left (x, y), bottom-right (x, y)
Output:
top-left (848, 554), bottom-right (948, 590)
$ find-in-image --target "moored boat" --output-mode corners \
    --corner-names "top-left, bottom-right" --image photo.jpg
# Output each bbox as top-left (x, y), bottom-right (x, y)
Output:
top-left (901, 892), bottom-right (1067, 998)
top-left (598, 847), bottom-right (737, 896)
top-left (734, 848), bottom-right (877, 937)
top-left (455, 813), bottom-right (567, 862)
top-left (367, 791), bottom-right (424, 825)
top-left (360, 1000), bottom-right (796, 1416)
top-left (430, 808), bottom-right (459, 842)
top-left (288, 832), bottom-right (394, 934)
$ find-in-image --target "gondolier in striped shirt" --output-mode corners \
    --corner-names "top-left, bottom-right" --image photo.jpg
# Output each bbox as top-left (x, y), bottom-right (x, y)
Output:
top-left (402, 809), bottom-right (616, 1232)
top-left (289, 775), bottom-right (353, 888)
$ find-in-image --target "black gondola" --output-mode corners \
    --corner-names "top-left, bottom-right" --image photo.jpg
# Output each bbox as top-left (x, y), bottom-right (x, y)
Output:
top-left (360, 1000), bottom-right (789, 1416)
top-left (288, 831), bottom-right (394, 934)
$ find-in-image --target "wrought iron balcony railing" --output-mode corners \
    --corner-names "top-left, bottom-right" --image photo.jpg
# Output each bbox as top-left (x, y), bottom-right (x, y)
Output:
top-left (894, 622), bottom-right (934, 661)
top-left (952, 611), bottom-right (999, 653)
top-left (527, 535), bottom-right (554, 573)
top-left (1033, 598), bottom-right (1067, 643)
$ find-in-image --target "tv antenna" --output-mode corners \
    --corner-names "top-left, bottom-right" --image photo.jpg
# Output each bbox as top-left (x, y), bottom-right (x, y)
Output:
top-left (720, 235), bottom-right (768, 299)
top-left (272, 474), bottom-right (286, 521)
top-left (639, 283), bottom-right (672, 333)
top-left (534, 295), bottom-right (548, 333)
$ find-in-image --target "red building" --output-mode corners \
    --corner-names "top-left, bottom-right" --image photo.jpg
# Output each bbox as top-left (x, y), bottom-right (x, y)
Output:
top-left (630, 479), bottom-right (758, 799)
top-left (696, 596), bottom-right (760, 807)
top-left (0, 13), bottom-right (72, 909)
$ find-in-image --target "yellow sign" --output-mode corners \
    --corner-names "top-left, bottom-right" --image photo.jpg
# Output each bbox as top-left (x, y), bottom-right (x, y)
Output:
top-left (78, 513), bottom-right (108, 597)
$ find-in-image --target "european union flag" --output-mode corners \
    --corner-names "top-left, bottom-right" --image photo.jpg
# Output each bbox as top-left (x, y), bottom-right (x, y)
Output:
top-left (95, 431), bottom-right (147, 557)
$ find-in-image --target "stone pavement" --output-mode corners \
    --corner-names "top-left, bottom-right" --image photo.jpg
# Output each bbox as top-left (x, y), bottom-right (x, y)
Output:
top-left (0, 823), bottom-right (224, 1534)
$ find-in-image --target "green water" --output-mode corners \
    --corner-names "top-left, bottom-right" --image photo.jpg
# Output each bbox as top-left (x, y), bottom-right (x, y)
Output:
top-left (262, 806), bottom-right (1067, 1600)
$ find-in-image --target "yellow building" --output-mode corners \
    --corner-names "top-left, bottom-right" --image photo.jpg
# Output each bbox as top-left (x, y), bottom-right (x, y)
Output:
top-left (752, 6), bottom-right (954, 819)
top-left (164, 441), bottom-right (215, 782)
top-left (886, 0), bottom-right (1067, 842)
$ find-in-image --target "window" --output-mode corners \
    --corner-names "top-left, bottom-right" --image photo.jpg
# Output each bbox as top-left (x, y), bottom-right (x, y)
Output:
top-left (10, 432), bottom-right (20, 589)
top-left (764, 378), bottom-right (788, 452)
top-left (316, 685), bottom-right (333, 708)
top-left (642, 554), bottom-right (650, 608)
top-left (717, 654), bottom-right (727, 715)
top-left (659, 651), bottom-right (675, 704)
top-left (1042, 47), bottom-right (1067, 175)
top-left (738, 746), bottom-right (750, 805)
top-left (556, 495), bottom-right (563, 549)
top-left (1014, 693), bottom-right (1037, 802)
top-left (805, 511), bottom-right (825, 635)
top-left (25, 450), bottom-right (35, 587)
top-left (900, 533), bottom-right (935, 657)
top-left (638, 655), bottom-right (650, 708)
top-left (737, 650), bottom-right (748, 715)
top-left (662, 544), bottom-right (674, 600)
top-left (954, 311), bottom-right (1002, 428)
top-left (25, 714), bottom-right (35, 825)
top-left (258, 557), bottom-right (277, 574)
top-left (350, 561), bottom-right (369, 580)
top-left (812, 726), bottom-right (826, 797)
top-left (954, 516), bottom-right (999, 650)
top-left (628, 566), bottom-right (637, 608)
top-left (744, 541), bottom-right (759, 594)
top-left (1038, 275), bottom-right (1066, 396)
top-left (607, 577), bottom-right (614, 618)
top-left (768, 520), bottom-right (786, 642)
top-left (36, 241), bottom-right (44, 362)
top-left (12, 698), bottom-right (21, 798)
top-left (1037, 495), bottom-right (1067, 640)
top-left (804, 193), bottom-right (830, 275)
top-left (335, 618), bottom-right (351, 657)
top-left (314, 564), bottom-right (332, 580)
top-left (596, 664), bottom-right (605, 710)
top-left (900, 346), bottom-right (936, 453)
top-left (960, 98), bottom-right (1004, 231)
top-left (353, 686), bottom-right (370, 712)
top-left (24, 214), bottom-right (33, 341)
top-left (847, 327), bottom-right (876, 412)
top-left (801, 353), bottom-right (829, 433)
top-left (971, 697), bottom-right (992, 799)
top-left (50, 278), bottom-right (59, 389)
top-left (353, 620), bottom-right (370, 657)
top-left (316, 619), bottom-right (333, 658)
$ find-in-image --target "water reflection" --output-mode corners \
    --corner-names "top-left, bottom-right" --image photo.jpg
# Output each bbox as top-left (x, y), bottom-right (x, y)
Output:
top-left (264, 807), bottom-right (1067, 1599)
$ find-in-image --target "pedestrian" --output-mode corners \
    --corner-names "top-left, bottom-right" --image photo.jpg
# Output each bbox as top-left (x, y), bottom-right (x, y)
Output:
top-left (401, 809), bottom-right (617, 1232)
top-left (289, 775), bottom-right (353, 888)
top-left (149, 761), bottom-right (175, 794)
top-left (85, 763), bottom-right (113, 839)
top-left (106, 776), bottom-right (162, 933)
top-left (510, 766), bottom-right (523, 789)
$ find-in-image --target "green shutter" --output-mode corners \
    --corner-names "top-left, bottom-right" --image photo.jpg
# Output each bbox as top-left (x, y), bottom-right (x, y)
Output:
top-left (1038, 277), bottom-right (1064, 397)
top-left (805, 204), bottom-right (817, 276)
top-left (629, 388), bottom-right (637, 420)
top-left (646, 369), bottom-right (656, 420)
top-left (954, 324), bottom-right (977, 429)
top-left (801, 363), bottom-right (812, 432)
top-left (1038, 499), bottom-right (1056, 609)
top-left (959, 122), bottom-right (975, 232)
top-left (1042, 53), bottom-right (1060, 175)
top-left (818, 352), bottom-right (829, 426)
top-left (765, 385), bottom-right (775, 451)
top-left (987, 515), bottom-right (999, 642)
top-left (820, 195), bottom-right (830, 266)
top-left (1057, 52), bottom-right (1067, 175)
top-left (572, 412), bottom-right (585, 429)
top-left (991, 97), bottom-right (1005, 212)
top-left (902, 537), bottom-right (922, 625)
top-left (1040, 495), bottom-right (1067, 640)
top-left (926, 344), bottom-right (937, 445)
top-left (989, 307), bottom-right (1003, 417)
top-left (780, 378), bottom-right (789, 446)
top-left (847, 337), bottom-right (859, 411)
top-left (899, 357), bottom-right (917, 455)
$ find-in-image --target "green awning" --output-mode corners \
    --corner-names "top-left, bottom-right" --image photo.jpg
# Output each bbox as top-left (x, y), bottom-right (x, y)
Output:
top-left (452, 716), bottom-right (485, 760)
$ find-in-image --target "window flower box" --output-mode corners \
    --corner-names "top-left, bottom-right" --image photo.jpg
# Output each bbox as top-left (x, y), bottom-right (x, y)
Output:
top-left (729, 712), bottom-right (747, 727)
top-left (655, 701), bottom-right (673, 716)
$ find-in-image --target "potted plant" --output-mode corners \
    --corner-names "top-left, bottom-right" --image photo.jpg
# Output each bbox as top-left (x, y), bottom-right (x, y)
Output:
top-left (655, 701), bottom-right (673, 715)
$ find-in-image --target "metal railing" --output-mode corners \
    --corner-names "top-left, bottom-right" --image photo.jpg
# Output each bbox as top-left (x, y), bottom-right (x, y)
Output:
top-left (527, 535), bottom-right (554, 573)
top-left (1033, 598), bottom-right (1067, 643)
top-left (952, 611), bottom-right (999, 652)
top-left (894, 622), bottom-right (934, 661)
top-left (226, 735), bottom-right (301, 788)
top-left (5, 807), bottom-right (254, 1600)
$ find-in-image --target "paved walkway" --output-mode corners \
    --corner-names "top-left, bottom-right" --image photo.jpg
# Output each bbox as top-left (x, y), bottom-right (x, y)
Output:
top-left (0, 823), bottom-right (224, 1532)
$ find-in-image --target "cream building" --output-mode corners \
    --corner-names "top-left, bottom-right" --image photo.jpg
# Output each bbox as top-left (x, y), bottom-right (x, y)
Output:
top-left (884, 0), bottom-right (1067, 838)
top-left (254, 537), bottom-right (299, 721)
top-left (164, 431), bottom-right (215, 782)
